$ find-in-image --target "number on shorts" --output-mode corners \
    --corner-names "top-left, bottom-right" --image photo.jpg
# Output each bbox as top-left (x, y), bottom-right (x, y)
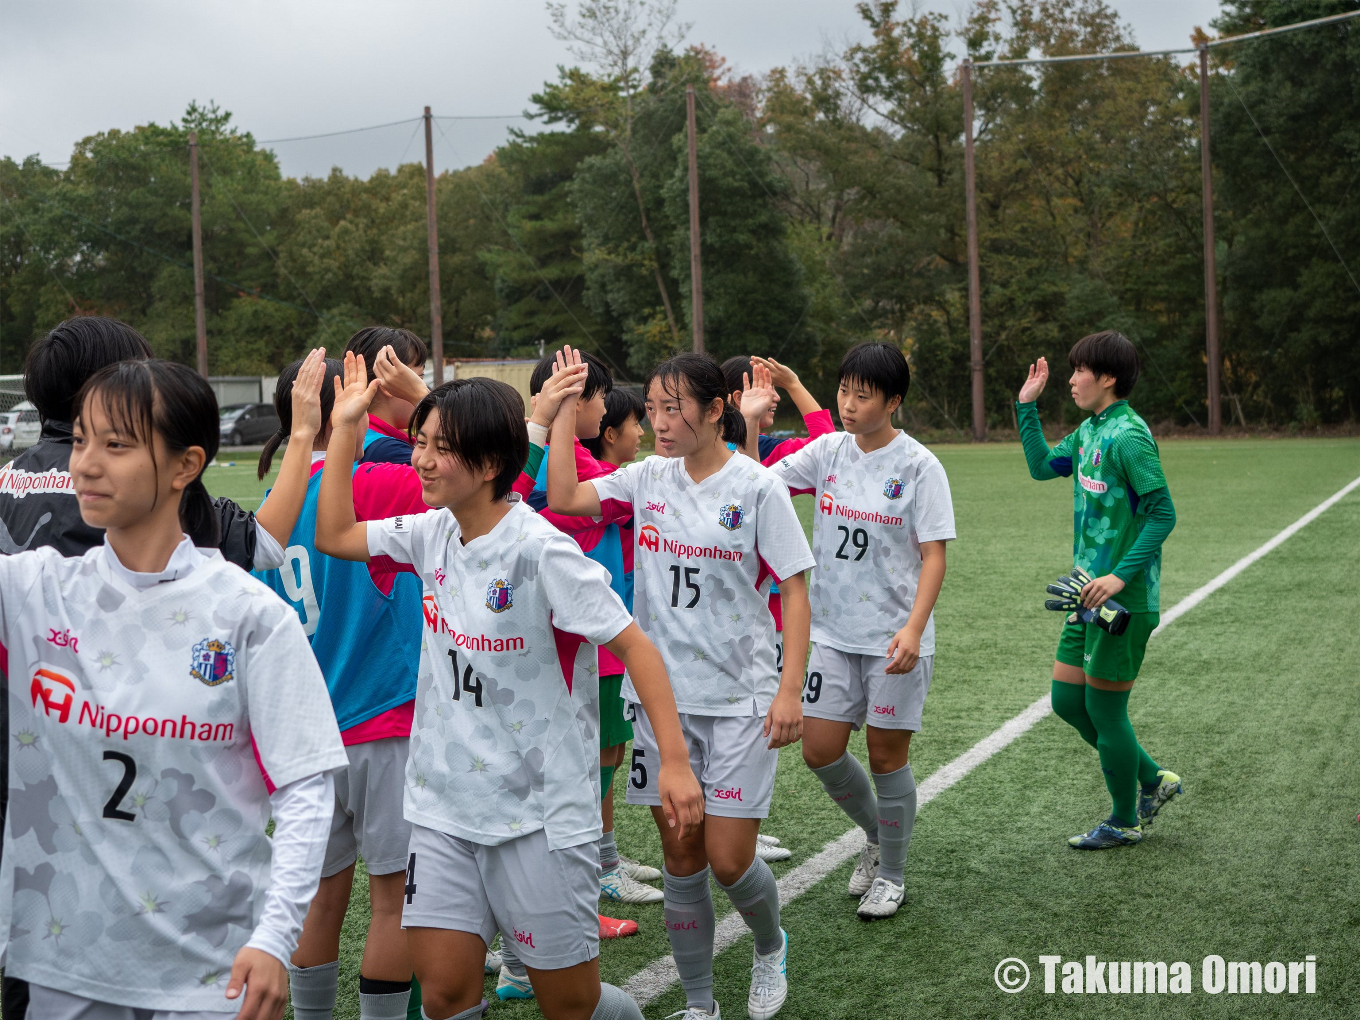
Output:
top-left (101, 750), bottom-right (137, 821)
top-left (280, 546), bottom-right (321, 636)
top-left (835, 526), bottom-right (869, 562)
top-left (405, 852), bottom-right (417, 904)
top-left (446, 650), bottom-right (484, 706)
top-left (803, 670), bottom-right (823, 704)
top-left (630, 747), bottom-right (648, 789)
top-left (669, 565), bottom-right (701, 608)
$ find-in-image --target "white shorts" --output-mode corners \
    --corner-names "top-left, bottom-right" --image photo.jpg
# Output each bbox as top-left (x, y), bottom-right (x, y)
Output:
top-left (802, 644), bottom-right (934, 731)
top-left (401, 825), bottom-right (600, 971)
top-left (324, 736), bottom-right (412, 878)
top-left (24, 985), bottom-right (224, 1020)
top-left (625, 704), bottom-right (778, 818)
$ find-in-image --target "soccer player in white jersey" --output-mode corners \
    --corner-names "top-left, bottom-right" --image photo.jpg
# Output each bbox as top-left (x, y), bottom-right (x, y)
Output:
top-left (313, 355), bottom-right (703, 1020)
top-left (769, 343), bottom-right (955, 921)
top-left (0, 359), bottom-right (348, 1020)
top-left (546, 350), bottom-right (815, 1020)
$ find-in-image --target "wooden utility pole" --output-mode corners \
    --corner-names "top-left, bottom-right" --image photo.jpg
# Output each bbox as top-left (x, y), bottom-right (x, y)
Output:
top-left (961, 62), bottom-right (985, 442)
top-left (1198, 47), bottom-right (1222, 435)
top-left (189, 131), bottom-right (208, 378)
top-left (424, 107), bottom-right (445, 385)
top-left (685, 85), bottom-right (704, 354)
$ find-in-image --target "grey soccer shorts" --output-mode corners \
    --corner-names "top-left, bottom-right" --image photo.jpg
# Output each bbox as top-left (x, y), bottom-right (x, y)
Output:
top-left (625, 704), bottom-right (779, 818)
top-left (802, 644), bottom-right (934, 731)
top-left (323, 736), bottom-right (412, 878)
top-left (401, 825), bottom-right (601, 971)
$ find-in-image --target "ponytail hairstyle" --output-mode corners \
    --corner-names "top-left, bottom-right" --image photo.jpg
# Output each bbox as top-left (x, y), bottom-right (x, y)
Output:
top-left (73, 359), bottom-right (222, 547)
top-left (646, 353), bottom-right (746, 450)
top-left (257, 356), bottom-right (344, 479)
top-left (345, 326), bottom-right (429, 381)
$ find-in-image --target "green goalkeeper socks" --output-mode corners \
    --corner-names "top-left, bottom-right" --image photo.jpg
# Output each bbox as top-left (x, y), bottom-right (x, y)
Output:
top-left (1084, 686), bottom-right (1160, 827)
top-left (1050, 680), bottom-right (1098, 748)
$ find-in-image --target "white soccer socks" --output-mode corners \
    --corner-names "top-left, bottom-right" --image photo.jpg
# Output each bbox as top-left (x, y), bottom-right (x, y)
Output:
top-left (358, 978), bottom-right (412, 1020)
top-left (718, 857), bottom-right (784, 957)
top-left (812, 752), bottom-right (880, 845)
top-left (599, 828), bottom-right (621, 871)
top-left (663, 865), bottom-right (718, 1013)
top-left (872, 763), bottom-right (917, 884)
top-left (288, 960), bottom-right (339, 1020)
top-left (591, 982), bottom-right (646, 1020)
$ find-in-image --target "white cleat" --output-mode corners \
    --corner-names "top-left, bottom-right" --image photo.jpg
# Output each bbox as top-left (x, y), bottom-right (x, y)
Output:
top-left (484, 947), bottom-right (502, 973)
top-left (619, 853), bottom-right (662, 883)
top-left (756, 834), bottom-right (781, 847)
top-left (846, 841), bottom-right (880, 897)
top-left (747, 929), bottom-right (788, 1019)
top-left (755, 842), bottom-right (792, 863)
top-left (600, 864), bottom-right (664, 903)
top-left (856, 876), bottom-right (905, 920)
top-left (665, 1001), bottom-right (721, 1020)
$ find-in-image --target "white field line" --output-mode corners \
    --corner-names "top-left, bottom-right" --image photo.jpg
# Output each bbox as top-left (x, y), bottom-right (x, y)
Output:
top-left (621, 472), bottom-right (1360, 1007)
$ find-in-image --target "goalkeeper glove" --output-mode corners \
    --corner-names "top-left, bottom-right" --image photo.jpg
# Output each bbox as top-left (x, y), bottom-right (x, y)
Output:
top-left (1042, 570), bottom-right (1132, 636)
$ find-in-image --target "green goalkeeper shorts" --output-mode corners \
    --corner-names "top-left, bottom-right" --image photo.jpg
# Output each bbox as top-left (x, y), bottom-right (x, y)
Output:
top-left (1055, 611), bottom-right (1160, 683)
top-left (599, 673), bottom-right (634, 750)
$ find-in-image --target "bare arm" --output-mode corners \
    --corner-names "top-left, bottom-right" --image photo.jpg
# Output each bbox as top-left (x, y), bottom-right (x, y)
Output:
top-left (765, 570), bottom-right (808, 748)
top-left (314, 353), bottom-right (379, 563)
top-left (603, 624), bottom-right (704, 839)
top-left (543, 351), bottom-right (604, 516)
top-left (254, 348), bottom-right (326, 548)
top-left (886, 540), bottom-right (946, 674)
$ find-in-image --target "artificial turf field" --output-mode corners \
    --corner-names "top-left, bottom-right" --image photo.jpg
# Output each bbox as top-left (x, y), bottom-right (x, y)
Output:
top-left (207, 436), bottom-right (1360, 1018)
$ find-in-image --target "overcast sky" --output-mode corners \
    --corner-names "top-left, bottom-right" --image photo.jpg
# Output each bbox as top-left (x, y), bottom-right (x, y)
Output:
top-left (2, 0), bottom-right (1221, 180)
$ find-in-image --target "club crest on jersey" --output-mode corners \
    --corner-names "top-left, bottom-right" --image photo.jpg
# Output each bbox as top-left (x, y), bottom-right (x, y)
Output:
top-left (485, 578), bottom-right (514, 613)
top-left (883, 477), bottom-right (905, 500)
top-left (717, 503), bottom-right (744, 531)
top-left (1093, 449), bottom-right (1103, 467)
top-left (190, 638), bottom-right (236, 687)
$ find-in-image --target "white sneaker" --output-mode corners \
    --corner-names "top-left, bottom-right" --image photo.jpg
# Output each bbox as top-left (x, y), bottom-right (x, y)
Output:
top-left (846, 841), bottom-right (880, 897)
top-left (747, 929), bottom-right (788, 1019)
top-left (856, 876), bottom-right (905, 920)
top-left (601, 864), bottom-right (664, 903)
top-left (484, 947), bottom-right (502, 973)
top-left (619, 853), bottom-right (662, 882)
top-left (756, 834), bottom-right (781, 847)
top-left (755, 842), bottom-right (791, 862)
top-left (665, 1001), bottom-right (721, 1019)
top-left (495, 965), bottom-right (535, 1000)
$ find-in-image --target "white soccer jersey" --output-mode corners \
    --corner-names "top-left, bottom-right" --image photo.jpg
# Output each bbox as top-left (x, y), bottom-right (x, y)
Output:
top-left (367, 497), bottom-right (632, 851)
top-left (0, 544), bottom-right (346, 1012)
top-left (771, 431), bottom-right (956, 656)
top-left (590, 454), bottom-right (816, 717)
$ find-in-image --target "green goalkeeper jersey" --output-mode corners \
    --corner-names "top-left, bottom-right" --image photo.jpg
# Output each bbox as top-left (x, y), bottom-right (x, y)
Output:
top-left (1018, 399), bottom-right (1169, 612)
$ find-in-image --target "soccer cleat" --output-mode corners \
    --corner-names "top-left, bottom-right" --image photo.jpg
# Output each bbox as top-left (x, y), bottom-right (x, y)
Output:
top-left (601, 864), bottom-right (665, 903)
top-left (755, 841), bottom-right (792, 863)
top-left (856, 876), bottom-right (905, 920)
top-left (846, 841), bottom-right (880, 897)
top-left (484, 947), bottom-right (502, 974)
top-left (748, 929), bottom-right (788, 1019)
top-left (599, 914), bottom-right (640, 939)
top-left (619, 853), bottom-right (662, 883)
top-left (756, 834), bottom-right (781, 847)
top-left (496, 966), bottom-right (534, 1000)
top-left (665, 1001), bottom-right (721, 1019)
top-left (1137, 770), bottom-right (1184, 827)
top-left (1067, 817), bottom-right (1143, 849)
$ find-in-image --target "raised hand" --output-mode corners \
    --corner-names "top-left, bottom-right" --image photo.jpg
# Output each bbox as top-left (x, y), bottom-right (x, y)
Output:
top-left (332, 352), bottom-right (380, 431)
top-left (1018, 357), bottom-right (1049, 403)
top-left (290, 347), bottom-right (327, 441)
top-left (531, 359), bottom-right (589, 427)
top-left (373, 344), bottom-right (429, 405)
top-left (738, 363), bottom-right (777, 423)
top-left (752, 355), bottom-right (798, 392)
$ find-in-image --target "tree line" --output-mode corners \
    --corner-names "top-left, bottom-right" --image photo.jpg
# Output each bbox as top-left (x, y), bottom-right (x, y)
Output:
top-left (2, 0), bottom-right (1357, 429)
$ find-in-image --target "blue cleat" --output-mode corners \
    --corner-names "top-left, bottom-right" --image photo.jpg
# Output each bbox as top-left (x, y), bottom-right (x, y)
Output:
top-left (1138, 770), bottom-right (1184, 828)
top-left (1068, 817), bottom-right (1143, 849)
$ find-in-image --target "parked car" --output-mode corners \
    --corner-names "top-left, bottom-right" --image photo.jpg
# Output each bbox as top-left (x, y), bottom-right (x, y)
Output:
top-left (4, 404), bottom-right (41, 453)
top-left (0, 411), bottom-right (19, 452)
top-left (219, 403), bottom-right (281, 446)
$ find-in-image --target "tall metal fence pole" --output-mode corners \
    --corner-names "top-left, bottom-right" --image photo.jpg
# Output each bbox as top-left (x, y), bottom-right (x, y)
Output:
top-left (686, 85), bottom-right (705, 354)
top-left (962, 61), bottom-right (985, 441)
top-left (424, 107), bottom-right (445, 386)
top-left (1199, 46), bottom-right (1222, 434)
top-left (189, 131), bottom-right (208, 378)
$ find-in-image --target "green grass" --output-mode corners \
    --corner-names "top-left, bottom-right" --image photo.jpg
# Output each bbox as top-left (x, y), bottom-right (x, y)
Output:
top-left (206, 438), bottom-right (1360, 1018)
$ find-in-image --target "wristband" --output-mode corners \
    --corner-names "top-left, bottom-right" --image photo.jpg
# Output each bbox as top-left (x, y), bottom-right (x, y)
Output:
top-left (526, 422), bottom-right (549, 447)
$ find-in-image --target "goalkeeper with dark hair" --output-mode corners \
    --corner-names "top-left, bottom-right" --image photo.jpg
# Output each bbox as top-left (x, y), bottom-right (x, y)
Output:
top-left (1017, 330), bottom-right (1183, 849)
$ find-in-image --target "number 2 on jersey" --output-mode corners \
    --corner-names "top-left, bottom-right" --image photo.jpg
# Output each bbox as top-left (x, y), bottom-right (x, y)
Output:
top-left (446, 649), bottom-right (484, 706)
top-left (102, 750), bottom-right (137, 821)
top-left (835, 526), bottom-right (868, 561)
top-left (669, 565), bottom-right (701, 608)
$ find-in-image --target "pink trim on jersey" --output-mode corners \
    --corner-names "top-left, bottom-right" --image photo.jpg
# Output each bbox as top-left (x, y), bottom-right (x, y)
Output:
top-left (551, 624), bottom-right (587, 695)
top-left (251, 735), bottom-right (276, 795)
top-left (367, 414), bottom-right (413, 447)
top-left (341, 700), bottom-right (414, 745)
top-left (762, 409), bottom-right (835, 467)
top-left (0, 639), bottom-right (7, 680)
top-left (350, 461), bottom-right (430, 585)
top-left (768, 591), bottom-right (783, 631)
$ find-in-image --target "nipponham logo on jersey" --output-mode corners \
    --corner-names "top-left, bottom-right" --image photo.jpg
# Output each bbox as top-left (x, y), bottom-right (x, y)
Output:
top-left (639, 524), bottom-right (661, 552)
top-left (31, 666), bottom-right (75, 723)
top-left (718, 503), bottom-right (744, 531)
top-left (190, 638), bottom-right (236, 687)
top-left (883, 477), bottom-right (905, 500)
top-left (819, 492), bottom-right (835, 516)
top-left (485, 578), bottom-right (514, 613)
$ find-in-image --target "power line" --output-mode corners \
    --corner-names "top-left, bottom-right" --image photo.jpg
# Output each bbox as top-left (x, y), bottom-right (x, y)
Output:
top-left (257, 118), bottom-right (421, 143)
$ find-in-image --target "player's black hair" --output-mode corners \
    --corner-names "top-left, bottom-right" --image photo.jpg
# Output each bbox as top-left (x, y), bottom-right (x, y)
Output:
top-left (1068, 330), bottom-right (1139, 398)
top-left (73, 359), bottom-right (221, 547)
top-left (257, 356), bottom-right (345, 480)
top-left (345, 326), bottom-right (429, 382)
top-left (645, 353), bottom-right (746, 448)
top-left (529, 349), bottom-right (613, 403)
top-left (582, 386), bottom-right (647, 458)
top-left (720, 355), bottom-right (755, 397)
top-left (24, 316), bottom-right (155, 424)
top-left (409, 377), bottom-right (528, 502)
top-left (837, 342), bottom-right (911, 403)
